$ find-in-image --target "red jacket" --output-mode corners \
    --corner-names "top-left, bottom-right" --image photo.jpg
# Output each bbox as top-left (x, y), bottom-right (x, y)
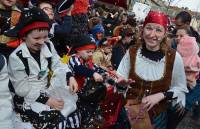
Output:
top-left (71, 0), bottom-right (89, 15)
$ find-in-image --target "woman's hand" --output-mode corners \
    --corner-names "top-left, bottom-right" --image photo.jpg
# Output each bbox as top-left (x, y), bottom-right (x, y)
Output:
top-left (46, 98), bottom-right (64, 110)
top-left (142, 92), bottom-right (165, 111)
top-left (69, 77), bottom-right (78, 94)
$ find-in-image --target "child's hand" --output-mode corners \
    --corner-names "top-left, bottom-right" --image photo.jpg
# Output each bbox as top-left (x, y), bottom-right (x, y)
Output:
top-left (93, 72), bottom-right (103, 82)
top-left (46, 98), bottom-right (64, 110)
top-left (69, 77), bottom-right (78, 94)
top-left (116, 75), bottom-right (134, 86)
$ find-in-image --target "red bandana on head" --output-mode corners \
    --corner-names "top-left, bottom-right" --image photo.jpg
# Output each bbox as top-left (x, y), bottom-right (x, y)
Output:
top-left (19, 22), bottom-right (49, 38)
top-left (143, 11), bottom-right (169, 30)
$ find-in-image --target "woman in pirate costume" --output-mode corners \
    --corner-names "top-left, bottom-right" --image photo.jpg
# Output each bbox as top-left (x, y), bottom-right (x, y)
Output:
top-left (6, 7), bottom-right (80, 129)
top-left (117, 11), bottom-right (188, 129)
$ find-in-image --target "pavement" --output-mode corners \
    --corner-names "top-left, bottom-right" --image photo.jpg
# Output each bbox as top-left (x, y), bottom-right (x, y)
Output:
top-left (176, 111), bottom-right (200, 129)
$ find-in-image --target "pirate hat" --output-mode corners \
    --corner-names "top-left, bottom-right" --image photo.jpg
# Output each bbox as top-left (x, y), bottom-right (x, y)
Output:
top-left (56, 0), bottom-right (75, 14)
top-left (73, 34), bottom-right (96, 51)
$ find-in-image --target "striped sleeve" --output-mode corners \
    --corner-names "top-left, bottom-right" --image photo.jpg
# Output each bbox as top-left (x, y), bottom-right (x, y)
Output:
top-left (68, 56), bottom-right (81, 69)
top-left (94, 64), bottom-right (107, 73)
top-left (68, 55), bottom-right (95, 77)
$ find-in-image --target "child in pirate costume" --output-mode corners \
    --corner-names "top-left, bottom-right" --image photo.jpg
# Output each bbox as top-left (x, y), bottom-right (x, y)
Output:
top-left (117, 11), bottom-right (188, 129)
top-left (0, 0), bottom-right (22, 58)
top-left (6, 7), bottom-right (80, 129)
top-left (68, 34), bottom-right (133, 129)
top-left (68, 35), bottom-right (106, 129)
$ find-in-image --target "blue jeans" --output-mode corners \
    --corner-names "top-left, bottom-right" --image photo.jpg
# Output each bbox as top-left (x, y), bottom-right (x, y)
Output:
top-left (153, 112), bottom-right (167, 129)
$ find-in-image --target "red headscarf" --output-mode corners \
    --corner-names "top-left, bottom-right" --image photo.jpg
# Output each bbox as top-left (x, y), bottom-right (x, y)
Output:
top-left (143, 11), bottom-right (169, 30)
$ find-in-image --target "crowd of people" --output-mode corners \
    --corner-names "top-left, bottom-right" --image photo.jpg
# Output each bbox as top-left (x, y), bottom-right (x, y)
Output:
top-left (0, 0), bottom-right (200, 129)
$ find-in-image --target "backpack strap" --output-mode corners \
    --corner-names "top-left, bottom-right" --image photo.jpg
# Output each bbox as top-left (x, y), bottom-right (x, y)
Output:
top-left (45, 42), bottom-right (53, 88)
top-left (16, 43), bottom-right (52, 76)
top-left (16, 50), bottom-right (30, 76)
top-left (0, 54), bottom-right (5, 72)
top-left (45, 42), bottom-right (52, 71)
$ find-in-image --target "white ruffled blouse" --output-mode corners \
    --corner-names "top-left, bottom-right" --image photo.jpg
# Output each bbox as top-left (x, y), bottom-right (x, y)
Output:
top-left (117, 48), bottom-right (188, 106)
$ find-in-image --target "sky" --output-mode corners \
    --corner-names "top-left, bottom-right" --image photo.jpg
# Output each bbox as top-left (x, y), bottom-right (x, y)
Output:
top-left (169, 0), bottom-right (200, 12)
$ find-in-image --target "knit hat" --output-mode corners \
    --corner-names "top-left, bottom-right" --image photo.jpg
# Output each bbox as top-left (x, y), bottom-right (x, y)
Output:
top-left (177, 36), bottom-right (200, 71)
top-left (5, 7), bottom-right (50, 38)
top-left (73, 34), bottom-right (96, 51)
top-left (92, 24), bottom-right (105, 36)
